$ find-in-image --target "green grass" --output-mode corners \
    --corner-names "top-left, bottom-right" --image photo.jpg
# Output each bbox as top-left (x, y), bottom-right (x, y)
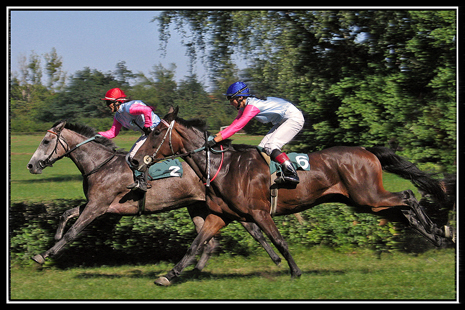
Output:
top-left (10, 247), bottom-right (456, 300)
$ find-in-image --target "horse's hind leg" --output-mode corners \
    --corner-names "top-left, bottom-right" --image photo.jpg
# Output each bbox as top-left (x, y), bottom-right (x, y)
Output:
top-left (367, 189), bottom-right (449, 247)
top-left (400, 190), bottom-right (449, 247)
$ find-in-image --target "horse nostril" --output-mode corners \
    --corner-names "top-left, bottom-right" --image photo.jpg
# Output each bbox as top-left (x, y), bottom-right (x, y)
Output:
top-left (27, 164), bottom-right (33, 170)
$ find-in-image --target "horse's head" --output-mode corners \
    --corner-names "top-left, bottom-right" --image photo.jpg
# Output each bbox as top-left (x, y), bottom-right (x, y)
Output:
top-left (27, 121), bottom-right (68, 174)
top-left (131, 106), bottom-right (183, 172)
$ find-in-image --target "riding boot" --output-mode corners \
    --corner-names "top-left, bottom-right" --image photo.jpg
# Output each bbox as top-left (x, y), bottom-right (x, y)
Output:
top-left (270, 150), bottom-right (300, 185)
top-left (127, 170), bottom-right (148, 192)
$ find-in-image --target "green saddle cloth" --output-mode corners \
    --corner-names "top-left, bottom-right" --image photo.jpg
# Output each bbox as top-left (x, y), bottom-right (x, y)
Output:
top-left (135, 159), bottom-right (183, 181)
top-left (256, 146), bottom-right (310, 175)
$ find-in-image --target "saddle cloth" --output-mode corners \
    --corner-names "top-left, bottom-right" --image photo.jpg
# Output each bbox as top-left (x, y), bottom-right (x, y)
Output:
top-left (135, 159), bottom-right (183, 181)
top-left (256, 146), bottom-right (311, 174)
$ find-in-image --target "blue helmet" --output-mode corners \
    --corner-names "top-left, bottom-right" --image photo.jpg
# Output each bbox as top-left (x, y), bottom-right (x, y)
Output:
top-left (224, 82), bottom-right (251, 98)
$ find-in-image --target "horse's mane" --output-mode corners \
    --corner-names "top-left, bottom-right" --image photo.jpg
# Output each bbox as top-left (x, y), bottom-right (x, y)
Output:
top-left (174, 117), bottom-right (257, 153)
top-left (53, 121), bottom-right (127, 154)
top-left (174, 117), bottom-right (208, 132)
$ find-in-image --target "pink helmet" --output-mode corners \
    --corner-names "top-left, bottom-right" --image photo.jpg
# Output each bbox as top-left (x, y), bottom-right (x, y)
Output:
top-left (100, 88), bottom-right (127, 102)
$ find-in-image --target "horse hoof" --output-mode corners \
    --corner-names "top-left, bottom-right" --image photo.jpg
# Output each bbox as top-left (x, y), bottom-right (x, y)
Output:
top-left (444, 225), bottom-right (456, 243)
top-left (154, 277), bottom-right (171, 286)
top-left (31, 254), bottom-right (45, 265)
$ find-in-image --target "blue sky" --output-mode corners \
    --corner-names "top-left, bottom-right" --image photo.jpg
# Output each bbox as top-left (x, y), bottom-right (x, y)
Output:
top-left (9, 9), bottom-right (218, 86)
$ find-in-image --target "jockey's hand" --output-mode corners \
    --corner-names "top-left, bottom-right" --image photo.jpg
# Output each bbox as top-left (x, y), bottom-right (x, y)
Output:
top-left (206, 135), bottom-right (217, 148)
top-left (142, 127), bottom-right (152, 136)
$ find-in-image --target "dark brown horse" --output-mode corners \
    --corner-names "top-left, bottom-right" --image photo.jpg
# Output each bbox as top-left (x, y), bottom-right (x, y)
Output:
top-left (131, 107), bottom-right (454, 286)
top-left (27, 121), bottom-right (281, 268)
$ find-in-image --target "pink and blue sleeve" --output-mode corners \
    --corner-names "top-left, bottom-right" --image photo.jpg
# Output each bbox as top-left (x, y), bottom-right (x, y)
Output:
top-left (129, 104), bottom-right (154, 128)
top-left (219, 105), bottom-right (260, 139)
top-left (98, 118), bottom-right (122, 139)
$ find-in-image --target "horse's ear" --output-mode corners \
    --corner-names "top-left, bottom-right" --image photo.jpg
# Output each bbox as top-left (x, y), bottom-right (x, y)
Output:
top-left (54, 120), bottom-right (67, 132)
top-left (165, 106), bottom-right (179, 122)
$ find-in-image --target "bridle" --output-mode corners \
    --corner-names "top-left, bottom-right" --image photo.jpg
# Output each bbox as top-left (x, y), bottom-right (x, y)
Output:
top-left (143, 119), bottom-right (176, 165)
top-left (142, 119), bottom-right (207, 166)
top-left (38, 129), bottom-right (115, 177)
top-left (142, 119), bottom-right (227, 186)
top-left (38, 129), bottom-right (70, 169)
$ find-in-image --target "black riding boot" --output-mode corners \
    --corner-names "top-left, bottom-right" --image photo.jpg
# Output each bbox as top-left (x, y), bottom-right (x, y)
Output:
top-left (270, 149), bottom-right (300, 185)
top-left (278, 160), bottom-right (300, 184)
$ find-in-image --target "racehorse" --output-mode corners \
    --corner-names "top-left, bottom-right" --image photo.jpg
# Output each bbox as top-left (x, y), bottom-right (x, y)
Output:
top-left (26, 121), bottom-right (282, 268)
top-left (131, 107), bottom-right (454, 286)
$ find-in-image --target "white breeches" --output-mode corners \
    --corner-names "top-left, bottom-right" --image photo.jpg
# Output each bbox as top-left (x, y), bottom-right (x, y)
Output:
top-left (258, 105), bottom-right (305, 155)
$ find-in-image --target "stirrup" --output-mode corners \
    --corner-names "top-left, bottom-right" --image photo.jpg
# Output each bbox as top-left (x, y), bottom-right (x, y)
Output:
top-left (127, 180), bottom-right (148, 192)
top-left (275, 175), bottom-right (300, 185)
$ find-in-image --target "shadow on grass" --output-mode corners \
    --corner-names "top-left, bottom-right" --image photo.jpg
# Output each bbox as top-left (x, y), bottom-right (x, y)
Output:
top-left (74, 267), bottom-right (346, 285)
top-left (13, 175), bottom-right (83, 183)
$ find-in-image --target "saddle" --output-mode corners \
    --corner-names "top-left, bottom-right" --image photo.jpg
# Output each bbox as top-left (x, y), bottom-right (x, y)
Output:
top-left (257, 147), bottom-right (310, 215)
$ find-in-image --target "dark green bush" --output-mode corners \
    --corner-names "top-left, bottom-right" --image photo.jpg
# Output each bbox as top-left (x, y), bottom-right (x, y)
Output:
top-left (10, 199), bottom-right (432, 267)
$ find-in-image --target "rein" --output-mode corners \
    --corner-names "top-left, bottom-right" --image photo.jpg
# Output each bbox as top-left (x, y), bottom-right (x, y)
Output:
top-left (41, 130), bottom-right (115, 177)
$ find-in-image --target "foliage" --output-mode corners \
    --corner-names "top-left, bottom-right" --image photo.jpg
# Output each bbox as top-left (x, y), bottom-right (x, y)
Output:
top-left (10, 52), bottom-right (236, 133)
top-left (156, 10), bottom-right (456, 172)
top-left (9, 198), bottom-right (436, 267)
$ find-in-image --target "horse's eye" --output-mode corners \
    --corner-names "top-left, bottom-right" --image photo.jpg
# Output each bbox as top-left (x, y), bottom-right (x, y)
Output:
top-left (43, 140), bottom-right (50, 145)
top-left (154, 129), bottom-right (161, 136)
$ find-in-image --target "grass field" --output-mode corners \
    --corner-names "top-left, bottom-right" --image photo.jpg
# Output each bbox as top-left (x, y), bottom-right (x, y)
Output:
top-left (10, 132), bottom-right (455, 301)
top-left (10, 247), bottom-right (455, 300)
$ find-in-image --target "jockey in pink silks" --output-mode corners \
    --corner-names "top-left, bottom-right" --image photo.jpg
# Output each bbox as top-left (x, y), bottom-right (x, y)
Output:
top-left (98, 88), bottom-right (160, 191)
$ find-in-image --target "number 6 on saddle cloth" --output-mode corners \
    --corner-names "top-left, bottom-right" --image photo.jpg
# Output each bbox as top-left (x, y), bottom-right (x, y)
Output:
top-left (257, 146), bottom-right (310, 175)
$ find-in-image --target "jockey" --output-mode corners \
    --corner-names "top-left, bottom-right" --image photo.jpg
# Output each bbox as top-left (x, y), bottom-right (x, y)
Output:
top-left (98, 88), bottom-right (161, 191)
top-left (209, 82), bottom-right (305, 184)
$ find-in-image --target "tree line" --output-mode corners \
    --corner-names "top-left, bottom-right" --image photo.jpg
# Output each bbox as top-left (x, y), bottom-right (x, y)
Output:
top-left (157, 10), bottom-right (456, 172)
top-left (10, 10), bottom-right (456, 172)
top-left (10, 51), bottom-right (237, 134)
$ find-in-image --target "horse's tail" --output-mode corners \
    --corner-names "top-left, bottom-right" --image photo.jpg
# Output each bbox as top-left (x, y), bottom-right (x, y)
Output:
top-left (365, 147), bottom-right (446, 203)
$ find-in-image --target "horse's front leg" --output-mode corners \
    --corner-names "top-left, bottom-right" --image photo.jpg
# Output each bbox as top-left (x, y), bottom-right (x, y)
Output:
top-left (32, 202), bottom-right (107, 265)
top-left (250, 209), bottom-right (302, 278)
top-left (54, 205), bottom-right (82, 241)
top-left (186, 203), bottom-right (220, 271)
top-left (155, 213), bottom-right (227, 286)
